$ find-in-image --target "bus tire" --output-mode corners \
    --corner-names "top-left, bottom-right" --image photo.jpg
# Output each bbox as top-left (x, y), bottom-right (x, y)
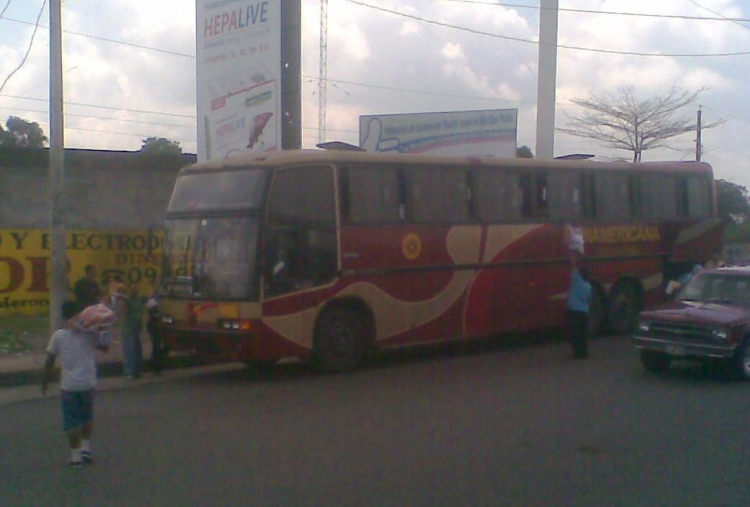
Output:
top-left (313, 306), bottom-right (367, 373)
top-left (608, 282), bottom-right (640, 335)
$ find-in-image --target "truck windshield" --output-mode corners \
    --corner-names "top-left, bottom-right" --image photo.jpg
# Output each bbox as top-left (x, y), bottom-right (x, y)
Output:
top-left (162, 216), bottom-right (259, 300)
top-left (679, 273), bottom-right (750, 306)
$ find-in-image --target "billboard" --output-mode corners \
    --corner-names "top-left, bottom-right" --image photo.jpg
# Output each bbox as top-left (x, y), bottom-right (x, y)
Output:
top-left (196, 1), bottom-right (282, 161)
top-left (360, 109), bottom-right (518, 157)
top-left (0, 229), bottom-right (163, 315)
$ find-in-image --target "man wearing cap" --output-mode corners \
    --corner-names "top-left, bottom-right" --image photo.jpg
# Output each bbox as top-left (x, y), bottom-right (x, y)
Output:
top-left (42, 301), bottom-right (116, 468)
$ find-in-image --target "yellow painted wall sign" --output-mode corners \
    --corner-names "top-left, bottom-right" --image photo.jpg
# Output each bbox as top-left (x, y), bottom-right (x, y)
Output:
top-left (0, 229), bottom-right (163, 315)
top-left (583, 226), bottom-right (661, 245)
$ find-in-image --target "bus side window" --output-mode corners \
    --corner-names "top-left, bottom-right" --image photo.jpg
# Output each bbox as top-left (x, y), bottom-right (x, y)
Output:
top-left (265, 166), bottom-right (337, 296)
top-left (628, 175), bottom-right (643, 218)
top-left (687, 175), bottom-right (711, 218)
top-left (596, 173), bottom-right (630, 220)
top-left (676, 176), bottom-right (689, 217)
top-left (344, 166), bottom-right (401, 223)
top-left (475, 169), bottom-right (521, 221)
top-left (406, 167), bottom-right (470, 223)
top-left (582, 174), bottom-right (596, 219)
top-left (548, 172), bottom-right (582, 220)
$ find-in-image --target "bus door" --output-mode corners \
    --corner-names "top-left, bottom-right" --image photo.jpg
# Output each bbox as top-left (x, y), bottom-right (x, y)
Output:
top-left (262, 165), bottom-right (338, 352)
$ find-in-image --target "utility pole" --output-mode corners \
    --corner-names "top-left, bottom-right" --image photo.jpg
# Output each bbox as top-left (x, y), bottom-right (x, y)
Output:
top-left (696, 105), bottom-right (702, 161)
top-left (535, 0), bottom-right (559, 160)
top-left (318, 0), bottom-right (328, 144)
top-left (49, 0), bottom-right (67, 332)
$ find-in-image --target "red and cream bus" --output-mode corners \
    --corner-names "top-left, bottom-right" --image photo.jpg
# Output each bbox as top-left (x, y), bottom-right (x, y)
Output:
top-left (157, 149), bottom-right (721, 371)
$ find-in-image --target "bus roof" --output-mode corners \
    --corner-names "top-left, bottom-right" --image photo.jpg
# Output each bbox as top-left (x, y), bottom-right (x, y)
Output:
top-left (180, 149), bottom-right (714, 175)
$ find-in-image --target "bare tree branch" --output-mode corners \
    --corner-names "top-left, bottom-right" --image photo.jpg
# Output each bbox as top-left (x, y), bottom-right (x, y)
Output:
top-left (558, 84), bottom-right (724, 162)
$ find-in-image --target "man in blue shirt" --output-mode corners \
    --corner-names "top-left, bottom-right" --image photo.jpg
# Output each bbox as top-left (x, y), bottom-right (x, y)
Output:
top-left (567, 249), bottom-right (592, 359)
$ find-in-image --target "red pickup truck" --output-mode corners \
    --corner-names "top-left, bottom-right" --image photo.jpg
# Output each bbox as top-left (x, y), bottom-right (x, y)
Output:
top-left (633, 266), bottom-right (750, 379)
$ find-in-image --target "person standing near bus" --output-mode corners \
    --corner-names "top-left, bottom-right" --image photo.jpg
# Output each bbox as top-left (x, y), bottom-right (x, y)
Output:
top-left (567, 237), bottom-right (592, 359)
top-left (121, 284), bottom-right (146, 379)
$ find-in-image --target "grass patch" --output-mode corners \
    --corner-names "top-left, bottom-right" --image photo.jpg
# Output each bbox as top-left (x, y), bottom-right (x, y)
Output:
top-left (0, 314), bottom-right (49, 354)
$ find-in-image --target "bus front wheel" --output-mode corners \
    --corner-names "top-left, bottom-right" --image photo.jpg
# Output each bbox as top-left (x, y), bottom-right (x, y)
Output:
top-left (313, 306), bottom-right (367, 373)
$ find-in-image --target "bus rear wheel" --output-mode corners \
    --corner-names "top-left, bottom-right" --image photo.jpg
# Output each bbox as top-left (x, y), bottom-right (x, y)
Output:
top-left (313, 306), bottom-right (367, 373)
top-left (608, 282), bottom-right (640, 335)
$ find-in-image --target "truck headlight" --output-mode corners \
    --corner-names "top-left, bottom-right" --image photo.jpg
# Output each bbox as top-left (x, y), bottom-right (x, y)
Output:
top-left (712, 329), bottom-right (729, 342)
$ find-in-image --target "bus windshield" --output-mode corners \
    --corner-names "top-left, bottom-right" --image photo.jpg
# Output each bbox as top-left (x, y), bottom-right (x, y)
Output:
top-left (162, 216), bottom-right (259, 300)
top-left (167, 169), bottom-right (267, 212)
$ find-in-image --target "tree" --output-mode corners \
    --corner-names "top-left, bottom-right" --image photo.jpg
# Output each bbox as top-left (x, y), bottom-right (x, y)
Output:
top-left (716, 179), bottom-right (750, 223)
top-left (516, 145), bottom-right (533, 158)
top-left (558, 85), bottom-right (722, 162)
top-left (0, 116), bottom-right (48, 148)
top-left (139, 137), bottom-right (182, 156)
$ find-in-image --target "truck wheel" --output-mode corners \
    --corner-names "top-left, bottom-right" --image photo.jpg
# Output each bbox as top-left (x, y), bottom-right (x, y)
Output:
top-left (727, 339), bottom-right (750, 380)
top-left (640, 349), bottom-right (671, 374)
top-left (313, 307), bottom-right (366, 373)
top-left (608, 283), bottom-right (640, 335)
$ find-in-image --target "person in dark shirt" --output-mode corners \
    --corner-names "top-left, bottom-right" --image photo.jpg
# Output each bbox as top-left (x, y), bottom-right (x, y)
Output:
top-left (73, 265), bottom-right (102, 311)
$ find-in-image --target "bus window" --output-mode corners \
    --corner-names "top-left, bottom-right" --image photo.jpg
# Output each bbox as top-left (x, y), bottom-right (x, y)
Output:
top-left (406, 167), bottom-right (470, 223)
top-left (641, 174), bottom-right (679, 219)
top-left (596, 173), bottom-right (630, 219)
top-left (582, 174), bottom-right (597, 219)
top-left (343, 166), bottom-right (401, 223)
top-left (687, 175), bottom-right (711, 218)
top-left (676, 177), bottom-right (689, 217)
top-left (475, 169), bottom-right (522, 221)
top-left (548, 172), bottom-right (583, 220)
top-left (265, 165), bottom-right (337, 296)
top-left (268, 166), bottom-right (335, 225)
top-left (628, 175), bottom-right (643, 218)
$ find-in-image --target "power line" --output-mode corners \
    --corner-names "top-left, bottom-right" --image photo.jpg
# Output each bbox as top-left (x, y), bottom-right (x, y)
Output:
top-left (302, 74), bottom-right (538, 104)
top-left (439, 0), bottom-right (750, 23)
top-left (0, 93), bottom-right (195, 119)
top-left (0, 0), bottom-right (13, 20)
top-left (3, 15), bottom-right (194, 58)
top-left (0, 0), bottom-right (47, 95)
top-left (345, 0), bottom-right (750, 57)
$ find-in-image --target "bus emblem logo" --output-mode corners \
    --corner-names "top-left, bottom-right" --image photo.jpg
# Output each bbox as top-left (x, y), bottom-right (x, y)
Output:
top-left (402, 234), bottom-right (422, 260)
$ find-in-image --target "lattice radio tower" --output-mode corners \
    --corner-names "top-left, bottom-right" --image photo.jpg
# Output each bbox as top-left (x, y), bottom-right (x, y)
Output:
top-left (318, 0), bottom-right (328, 144)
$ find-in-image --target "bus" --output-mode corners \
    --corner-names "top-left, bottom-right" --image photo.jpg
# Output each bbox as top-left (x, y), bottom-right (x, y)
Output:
top-left (156, 149), bottom-right (722, 371)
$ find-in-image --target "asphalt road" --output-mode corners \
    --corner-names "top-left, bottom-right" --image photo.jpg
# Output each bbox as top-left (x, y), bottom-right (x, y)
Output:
top-left (2, 334), bottom-right (750, 507)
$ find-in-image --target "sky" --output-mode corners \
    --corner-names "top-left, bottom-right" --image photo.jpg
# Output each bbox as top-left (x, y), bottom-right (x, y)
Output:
top-left (2, 0), bottom-right (750, 188)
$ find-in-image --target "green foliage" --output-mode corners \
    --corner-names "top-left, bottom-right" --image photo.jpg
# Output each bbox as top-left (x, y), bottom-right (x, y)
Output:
top-left (140, 137), bottom-right (183, 156)
top-left (516, 145), bottom-right (533, 158)
top-left (716, 179), bottom-right (750, 223)
top-left (0, 116), bottom-right (48, 148)
top-left (0, 313), bottom-right (49, 354)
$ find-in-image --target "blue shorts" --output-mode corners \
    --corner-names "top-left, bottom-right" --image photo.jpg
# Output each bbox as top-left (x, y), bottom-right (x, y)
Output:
top-left (61, 390), bottom-right (94, 431)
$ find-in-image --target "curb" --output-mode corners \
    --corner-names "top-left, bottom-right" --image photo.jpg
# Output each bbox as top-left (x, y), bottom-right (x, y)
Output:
top-left (0, 354), bottom-right (204, 389)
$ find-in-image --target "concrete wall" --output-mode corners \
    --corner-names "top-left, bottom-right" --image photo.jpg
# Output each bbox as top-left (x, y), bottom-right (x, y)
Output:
top-left (0, 148), bottom-right (197, 229)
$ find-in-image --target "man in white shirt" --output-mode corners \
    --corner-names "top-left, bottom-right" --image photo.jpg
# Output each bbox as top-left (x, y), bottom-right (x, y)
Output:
top-left (42, 301), bottom-right (115, 468)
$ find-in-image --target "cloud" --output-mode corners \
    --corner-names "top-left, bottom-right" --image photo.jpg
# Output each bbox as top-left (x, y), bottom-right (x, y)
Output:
top-left (1, 0), bottom-right (750, 188)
